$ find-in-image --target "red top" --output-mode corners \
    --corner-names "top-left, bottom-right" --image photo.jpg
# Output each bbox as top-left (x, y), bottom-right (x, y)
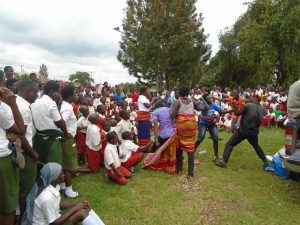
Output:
top-left (71, 102), bottom-right (79, 118)
top-left (130, 92), bottom-right (139, 103)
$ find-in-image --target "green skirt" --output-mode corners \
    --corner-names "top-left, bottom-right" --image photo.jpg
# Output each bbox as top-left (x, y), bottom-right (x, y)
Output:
top-left (62, 137), bottom-right (78, 171)
top-left (0, 154), bottom-right (20, 213)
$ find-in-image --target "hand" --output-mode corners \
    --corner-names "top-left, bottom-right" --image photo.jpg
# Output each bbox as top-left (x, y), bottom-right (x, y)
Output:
top-left (155, 138), bottom-right (160, 147)
top-left (65, 133), bottom-right (72, 138)
top-left (119, 154), bottom-right (126, 159)
top-left (0, 88), bottom-right (16, 106)
top-left (31, 151), bottom-right (39, 162)
top-left (74, 201), bottom-right (90, 210)
top-left (117, 170), bottom-right (123, 177)
top-left (6, 132), bottom-right (18, 142)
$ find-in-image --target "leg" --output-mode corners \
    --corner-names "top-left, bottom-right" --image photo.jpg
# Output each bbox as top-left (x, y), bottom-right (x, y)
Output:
top-left (195, 124), bottom-right (207, 149)
top-left (106, 169), bottom-right (127, 185)
top-left (176, 148), bottom-right (183, 174)
top-left (69, 208), bottom-right (90, 224)
top-left (187, 152), bottom-right (194, 177)
top-left (247, 135), bottom-right (267, 163)
top-left (223, 130), bottom-right (246, 163)
top-left (208, 124), bottom-right (219, 157)
top-left (122, 152), bottom-right (143, 168)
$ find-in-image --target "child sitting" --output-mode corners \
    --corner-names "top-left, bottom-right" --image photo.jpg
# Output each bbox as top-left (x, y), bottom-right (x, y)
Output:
top-left (115, 110), bottom-right (134, 142)
top-left (76, 105), bottom-right (91, 166)
top-left (224, 115), bottom-right (232, 132)
top-left (119, 131), bottom-right (150, 170)
top-left (85, 113), bottom-right (102, 173)
top-left (104, 132), bottom-right (132, 185)
top-left (100, 120), bottom-right (111, 165)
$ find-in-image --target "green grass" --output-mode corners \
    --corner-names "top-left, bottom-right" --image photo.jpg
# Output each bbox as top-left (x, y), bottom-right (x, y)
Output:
top-left (71, 128), bottom-right (300, 225)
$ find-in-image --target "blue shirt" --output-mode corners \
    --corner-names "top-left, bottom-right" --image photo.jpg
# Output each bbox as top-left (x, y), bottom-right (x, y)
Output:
top-left (199, 102), bottom-right (221, 125)
top-left (114, 93), bottom-right (123, 104)
top-left (150, 107), bottom-right (175, 139)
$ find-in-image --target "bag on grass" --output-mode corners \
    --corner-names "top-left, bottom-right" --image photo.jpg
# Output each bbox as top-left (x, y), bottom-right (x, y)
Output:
top-left (273, 155), bottom-right (289, 179)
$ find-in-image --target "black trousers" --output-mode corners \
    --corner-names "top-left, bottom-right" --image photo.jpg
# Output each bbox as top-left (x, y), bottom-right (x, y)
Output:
top-left (176, 150), bottom-right (194, 176)
top-left (150, 136), bottom-right (169, 153)
top-left (223, 129), bottom-right (267, 163)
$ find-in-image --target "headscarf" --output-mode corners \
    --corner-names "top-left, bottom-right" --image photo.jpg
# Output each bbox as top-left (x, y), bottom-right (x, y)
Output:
top-left (21, 163), bottom-right (62, 225)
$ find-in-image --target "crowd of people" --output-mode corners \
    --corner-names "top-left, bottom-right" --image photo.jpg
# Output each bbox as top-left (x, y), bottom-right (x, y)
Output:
top-left (0, 65), bottom-right (290, 225)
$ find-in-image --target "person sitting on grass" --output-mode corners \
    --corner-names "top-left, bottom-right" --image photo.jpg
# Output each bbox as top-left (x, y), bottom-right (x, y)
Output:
top-left (104, 132), bottom-right (132, 185)
top-left (115, 110), bottom-right (134, 142)
top-left (119, 131), bottom-right (151, 171)
top-left (22, 163), bottom-right (105, 225)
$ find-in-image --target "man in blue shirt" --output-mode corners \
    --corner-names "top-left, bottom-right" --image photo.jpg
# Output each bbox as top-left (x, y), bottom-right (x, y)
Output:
top-left (196, 94), bottom-right (232, 163)
top-left (114, 89), bottom-right (123, 105)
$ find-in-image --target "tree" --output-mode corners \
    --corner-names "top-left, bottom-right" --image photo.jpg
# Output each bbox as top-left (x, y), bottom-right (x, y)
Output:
top-left (118, 0), bottom-right (211, 91)
top-left (69, 71), bottom-right (94, 85)
top-left (39, 64), bottom-right (49, 77)
top-left (208, 0), bottom-right (300, 87)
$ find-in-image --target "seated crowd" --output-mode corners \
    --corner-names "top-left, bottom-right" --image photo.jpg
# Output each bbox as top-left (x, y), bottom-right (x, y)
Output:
top-left (0, 65), bottom-right (289, 225)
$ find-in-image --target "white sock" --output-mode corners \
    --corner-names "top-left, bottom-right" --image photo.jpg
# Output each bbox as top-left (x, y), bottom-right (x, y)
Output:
top-left (15, 205), bottom-right (20, 216)
top-left (60, 182), bottom-right (66, 190)
top-left (65, 185), bottom-right (78, 197)
top-left (89, 209), bottom-right (105, 225)
top-left (82, 215), bottom-right (98, 225)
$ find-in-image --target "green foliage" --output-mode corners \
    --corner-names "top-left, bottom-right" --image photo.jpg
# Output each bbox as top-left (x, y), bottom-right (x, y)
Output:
top-left (208, 0), bottom-right (300, 87)
top-left (69, 71), bottom-right (94, 85)
top-left (39, 64), bottom-right (48, 77)
top-left (118, 0), bottom-right (211, 91)
top-left (15, 73), bottom-right (29, 80)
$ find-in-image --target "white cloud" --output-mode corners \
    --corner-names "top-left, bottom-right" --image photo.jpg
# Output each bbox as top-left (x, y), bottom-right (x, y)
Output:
top-left (0, 0), bottom-right (247, 84)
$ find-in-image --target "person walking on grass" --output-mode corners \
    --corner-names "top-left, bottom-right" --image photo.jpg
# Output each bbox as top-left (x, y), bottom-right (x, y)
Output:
top-left (216, 97), bottom-right (274, 171)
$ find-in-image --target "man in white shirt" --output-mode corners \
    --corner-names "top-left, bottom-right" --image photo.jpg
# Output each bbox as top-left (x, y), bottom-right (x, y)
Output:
top-left (16, 80), bottom-right (39, 217)
top-left (31, 81), bottom-right (69, 169)
top-left (0, 87), bottom-right (25, 224)
top-left (60, 85), bottom-right (79, 198)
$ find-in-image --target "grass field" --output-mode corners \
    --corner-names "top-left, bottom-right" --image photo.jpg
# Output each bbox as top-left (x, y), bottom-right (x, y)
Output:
top-left (71, 128), bottom-right (300, 225)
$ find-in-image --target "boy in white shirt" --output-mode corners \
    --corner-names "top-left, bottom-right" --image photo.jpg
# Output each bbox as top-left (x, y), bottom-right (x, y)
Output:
top-left (86, 113), bottom-right (102, 173)
top-left (104, 132), bottom-right (132, 185)
top-left (224, 115), bottom-right (232, 132)
top-left (115, 110), bottom-right (134, 142)
top-left (60, 85), bottom-right (79, 198)
top-left (76, 105), bottom-right (90, 166)
top-left (120, 131), bottom-right (151, 170)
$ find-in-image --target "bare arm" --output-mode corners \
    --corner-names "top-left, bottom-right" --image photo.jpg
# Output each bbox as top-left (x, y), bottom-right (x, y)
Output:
top-left (54, 119), bottom-right (69, 136)
top-left (170, 100), bottom-right (180, 120)
top-left (19, 132), bottom-right (38, 161)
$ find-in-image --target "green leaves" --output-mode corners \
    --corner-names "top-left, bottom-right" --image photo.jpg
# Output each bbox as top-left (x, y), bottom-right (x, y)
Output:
top-left (208, 0), bottom-right (300, 87)
top-left (118, 0), bottom-right (211, 90)
top-left (69, 71), bottom-right (94, 85)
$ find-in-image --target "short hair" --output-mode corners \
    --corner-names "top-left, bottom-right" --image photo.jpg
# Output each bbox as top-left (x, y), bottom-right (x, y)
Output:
top-left (43, 80), bottom-right (60, 95)
top-left (96, 104), bottom-right (106, 112)
top-left (178, 86), bottom-right (189, 97)
top-left (61, 84), bottom-right (75, 100)
top-left (121, 131), bottom-right (131, 140)
top-left (4, 66), bottom-right (12, 72)
top-left (106, 131), bottom-right (117, 143)
top-left (29, 73), bottom-right (37, 78)
top-left (6, 78), bottom-right (18, 88)
top-left (119, 109), bottom-right (128, 119)
top-left (102, 120), bottom-right (111, 130)
top-left (17, 80), bottom-right (36, 93)
top-left (140, 86), bottom-right (148, 94)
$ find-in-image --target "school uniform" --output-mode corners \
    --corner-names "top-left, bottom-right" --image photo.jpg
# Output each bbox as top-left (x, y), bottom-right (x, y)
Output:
top-left (104, 143), bottom-right (131, 185)
top-left (115, 119), bottom-right (133, 142)
top-left (31, 95), bottom-right (63, 164)
top-left (0, 102), bottom-right (19, 214)
top-left (120, 140), bottom-right (143, 169)
top-left (86, 124), bottom-right (102, 173)
top-left (76, 116), bottom-right (91, 153)
top-left (60, 101), bottom-right (78, 171)
top-left (16, 95), bottom-right (37, 216)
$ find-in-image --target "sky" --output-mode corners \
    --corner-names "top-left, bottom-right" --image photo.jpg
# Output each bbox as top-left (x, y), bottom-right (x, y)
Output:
top-left (0, 0), bottom-right (248, 85)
